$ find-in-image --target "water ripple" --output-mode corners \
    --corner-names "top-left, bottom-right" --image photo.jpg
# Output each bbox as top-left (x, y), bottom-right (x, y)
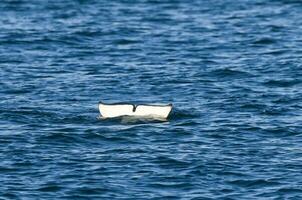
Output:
top-left (1, 0), bottom-right (302, 199)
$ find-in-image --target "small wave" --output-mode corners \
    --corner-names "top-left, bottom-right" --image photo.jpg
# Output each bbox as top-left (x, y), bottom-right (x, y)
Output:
top-left (263, 49), bottom-right (288, 55)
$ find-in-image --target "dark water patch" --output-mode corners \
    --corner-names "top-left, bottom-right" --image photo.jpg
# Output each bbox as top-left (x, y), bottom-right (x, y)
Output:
top-left (0, 166), bottom-right (17, 173)
top-left (82, 130), bottom-right (141, 145)
top-left (152, 156), bottom-right (192, 169)
top-left (228, 179), bottom-right (281, 188)
top-left (263, 79), bottom-right (301, 87)
top-left (208, 68), bottom-right (253, 79)
top-left (277, 0), bottom-right (302, 5)
top-left (261, 126), bottom-right (301, 137)
top-left (1, 108), bottom-right (57, 124)
top-left (277, 187), bottom-right (302, 194)
top-left (148, 182), bottom-right (191, 190)
top-left (1, 107), bottom-right (96, 126)
top-left (114, 39), bottom-right (141, 45)
top-left (272, 96), bottom-right (302, 104)
top-left (167, 127), bottom-right (193, 138)
top-left (170, 108), bottom-right (200, 121)
top-left (261, 106), bottom-right (289, 116)
top-left (37, 184), bottom-right (63, 192)
top-left (252, 37), bottom-right (276, 45)
top-left (75, 186), bottom-right (109, 195)
top-left (36, 130), bottom-right (86, 146)
top-left (239, 102), bottom-right (267, 111)
top-left (1, 193), bottom-right (19, 199)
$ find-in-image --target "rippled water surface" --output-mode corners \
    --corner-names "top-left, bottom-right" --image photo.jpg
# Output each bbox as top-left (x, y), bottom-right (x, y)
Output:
top-left (1, 0), bottom-right (302, 199)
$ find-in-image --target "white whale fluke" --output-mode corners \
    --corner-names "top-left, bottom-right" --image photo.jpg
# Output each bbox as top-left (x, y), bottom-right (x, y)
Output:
top-left (98, 102), bottom-right (172, 119)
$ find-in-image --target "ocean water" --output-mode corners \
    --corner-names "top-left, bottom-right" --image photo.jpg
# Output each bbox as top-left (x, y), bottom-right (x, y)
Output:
top-left (1, 0), bottom-right (302, 199)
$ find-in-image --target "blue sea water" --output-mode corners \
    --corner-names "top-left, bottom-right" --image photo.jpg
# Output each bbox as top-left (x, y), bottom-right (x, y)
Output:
top-left (1, 0), bottom-right (302, 199)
